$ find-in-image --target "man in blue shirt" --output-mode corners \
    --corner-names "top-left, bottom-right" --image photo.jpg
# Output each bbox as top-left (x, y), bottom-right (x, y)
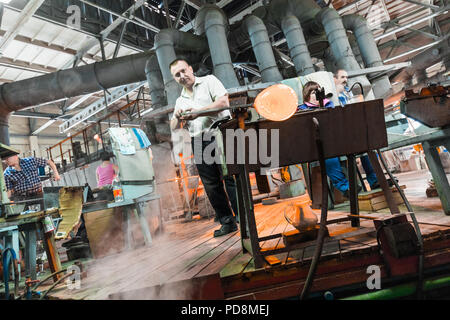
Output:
top-left (4, 155), bottom-right (61, 201)
top-left (334, 69), bottom-right (353, 105)
top-left (333, 69), bottom-right (380, 190)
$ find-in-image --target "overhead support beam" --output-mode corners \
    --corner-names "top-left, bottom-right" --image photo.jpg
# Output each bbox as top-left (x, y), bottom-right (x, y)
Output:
top-left (383, 38), bottom-right (445, 63)
top-left (229, 0), bottom-right (264, 24)
top-left (184, 0), bottom-right (201, 10)
top-left (12, 111), bottom-right (66, 120)
top-left (11, 111), bottom-right (139, 127)
top-left (378, 17), bottom-right (450, 50)
top-left (59, 82), bottom-right (146, 133)
top-left (181, 0), bottom-right (263, 32)
top-left (113, 22), bottom-right (128, 59)
top-left (78, 0), bottom-right (160, 33)
top-left (32, 119), bottom-right (56, 135)
top-left (403, 0), bottom-right (440, 10)
top-left (62, 0), bottom-right (149, 69)
top-left (374, 5), bottom-right (450, 41)
top-left (163, 0), bottom-right (173, 28)
top-left (0, 0), bottom-right (46, 56)
top-left (346, 62), bottom-right (412, 77)
top-left (175, 0), bottom-right (186, 28)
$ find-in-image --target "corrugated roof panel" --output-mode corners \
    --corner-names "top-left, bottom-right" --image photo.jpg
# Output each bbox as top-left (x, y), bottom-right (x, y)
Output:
top-left (0, 40), bottom-right (28, 59)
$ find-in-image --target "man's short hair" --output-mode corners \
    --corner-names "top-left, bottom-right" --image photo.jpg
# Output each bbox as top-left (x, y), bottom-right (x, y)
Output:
top-left (333, 69), bottom-right (346, 78)
top-left (169, 58), bottom-right (189, 70)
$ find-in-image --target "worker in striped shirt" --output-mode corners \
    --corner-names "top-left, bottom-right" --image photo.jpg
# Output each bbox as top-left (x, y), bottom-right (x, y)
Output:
top-left (3, 155), bottom-right (61, 201)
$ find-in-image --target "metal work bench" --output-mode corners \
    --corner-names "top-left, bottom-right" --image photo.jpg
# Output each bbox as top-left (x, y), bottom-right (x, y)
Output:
top-left (0, 208), bottom-right (62, 281)
top-left (382, 87), bottom-right (450, 214)
top-left (82, 190), bottom-right (162, 249)
top-left (383, 126), bottom-right (450, 214)
top-left (219, 99), bottom-right (399, 268)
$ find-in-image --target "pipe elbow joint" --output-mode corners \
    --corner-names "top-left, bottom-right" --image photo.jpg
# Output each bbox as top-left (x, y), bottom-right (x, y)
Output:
top-left (316, 7), bottom-right (340, 25)
top-left (243, 15), bottom-right (268, 37)
top-left (204, 8), bottom-right (229, 33)
top-left (154, 29), bottom-right (176, 50)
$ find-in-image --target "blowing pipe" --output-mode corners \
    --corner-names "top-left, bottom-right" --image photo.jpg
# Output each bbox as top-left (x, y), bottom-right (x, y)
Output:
top-left (243, 15), bottom-right (283, 82)
top-left (281, 15), bottom-right (315, 76)
top-left (197, 5), bottom-right (240, 88)
top-left (342, 14), bottom-right (392, 98)
top-left (154, 29), bottom-right (209, 106)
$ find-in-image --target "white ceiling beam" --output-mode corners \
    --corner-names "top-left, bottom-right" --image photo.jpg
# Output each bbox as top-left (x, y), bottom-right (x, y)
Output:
top-left (0, 0), bottom-right (46, 56)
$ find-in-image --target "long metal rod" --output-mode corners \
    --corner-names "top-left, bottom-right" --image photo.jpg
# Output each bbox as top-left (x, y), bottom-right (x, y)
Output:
top-left (403, 0), bottom-right (440, 10)
top-left (78, 0), bottom-right (160, 33)
top-left (383, 39), bottom-right (445, 63)
top-left (374, 6), bottom-right (450, 41)
top-left (113, 21), bottom-right (128, 59)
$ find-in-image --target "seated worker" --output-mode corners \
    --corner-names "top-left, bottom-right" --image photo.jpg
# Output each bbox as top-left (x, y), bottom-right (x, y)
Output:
top-left (3, 154), bottom-right (61, 201)
top-left (297, 81), bottom-right (335, 111)
top-left (334, 69), bottom-right (380, 190)
top-left (298, 81), bottom-right (361, 198)
top-left (96, 152), bottom-right (119, 188)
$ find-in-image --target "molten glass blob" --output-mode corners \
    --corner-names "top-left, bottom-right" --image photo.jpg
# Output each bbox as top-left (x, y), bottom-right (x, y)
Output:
top-left (284, 194), bottom-right (318, 232)
top-left (253, 84), bottom-right (298, 121)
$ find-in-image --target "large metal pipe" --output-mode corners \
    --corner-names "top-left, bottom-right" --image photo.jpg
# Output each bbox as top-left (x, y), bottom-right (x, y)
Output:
top-left (154, 29), bottom-right (209, 106)
top-left (195, 4), bottom-right (240, 88)
top-left (243, 15), bottom-right (283, 82)
top-left (281, 15), bottom-right (315, 76)
top-left (0, 51), bottom-right (154, 145)
top-left (0, 52), bottom-right (151, 112)
top-left (145, 54), bottom-right (166, 109)
top-left (342, 14), bottom-right (392, 98)
top-left (316, 7), bottom-right (372, 97)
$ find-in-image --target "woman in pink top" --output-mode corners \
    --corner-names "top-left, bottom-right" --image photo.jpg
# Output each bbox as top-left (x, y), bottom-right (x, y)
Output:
top-left (96, 153), bottom-right (119, 187)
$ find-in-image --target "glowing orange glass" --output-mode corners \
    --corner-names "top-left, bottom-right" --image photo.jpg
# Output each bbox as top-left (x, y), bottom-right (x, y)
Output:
top-left (253, 84), bottom-right (298, 121)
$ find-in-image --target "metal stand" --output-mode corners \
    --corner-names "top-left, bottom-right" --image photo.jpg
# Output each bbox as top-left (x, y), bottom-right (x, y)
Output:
top-left (422, 139), bottom-right (450, 215)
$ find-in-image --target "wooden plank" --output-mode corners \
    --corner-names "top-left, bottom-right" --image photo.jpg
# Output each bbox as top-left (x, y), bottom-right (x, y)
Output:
top-left (225, 198), bottom-right (293, 275)
top-left (197, 237), bottom-right (244, 276)
top-left (166, 233), bottom-right (241, 283)
top-left (358, 185), bottom-right (406, 200)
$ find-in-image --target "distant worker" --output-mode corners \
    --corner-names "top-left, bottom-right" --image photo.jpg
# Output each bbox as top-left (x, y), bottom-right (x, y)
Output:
top-left (298, 81), bottom-right (361, 198)
top-left (333, 69), bottom-right (353, 105)
top-left (333, 69), bottom-right (381, 190)
top-left (96, 152), bottom-right (119, 188)
top-left (169, 59), bottom-right (238, 237)
top-left (3, 155), bottom-right (61, 201)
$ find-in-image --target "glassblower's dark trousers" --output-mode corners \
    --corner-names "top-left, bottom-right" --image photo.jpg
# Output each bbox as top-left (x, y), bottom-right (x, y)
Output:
top-left (191, 136), bottom-right (238, 225)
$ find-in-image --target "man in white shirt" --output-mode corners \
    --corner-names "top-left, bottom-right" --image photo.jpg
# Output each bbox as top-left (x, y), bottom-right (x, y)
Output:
top-left (170, 59), bottom-right (238, 237)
